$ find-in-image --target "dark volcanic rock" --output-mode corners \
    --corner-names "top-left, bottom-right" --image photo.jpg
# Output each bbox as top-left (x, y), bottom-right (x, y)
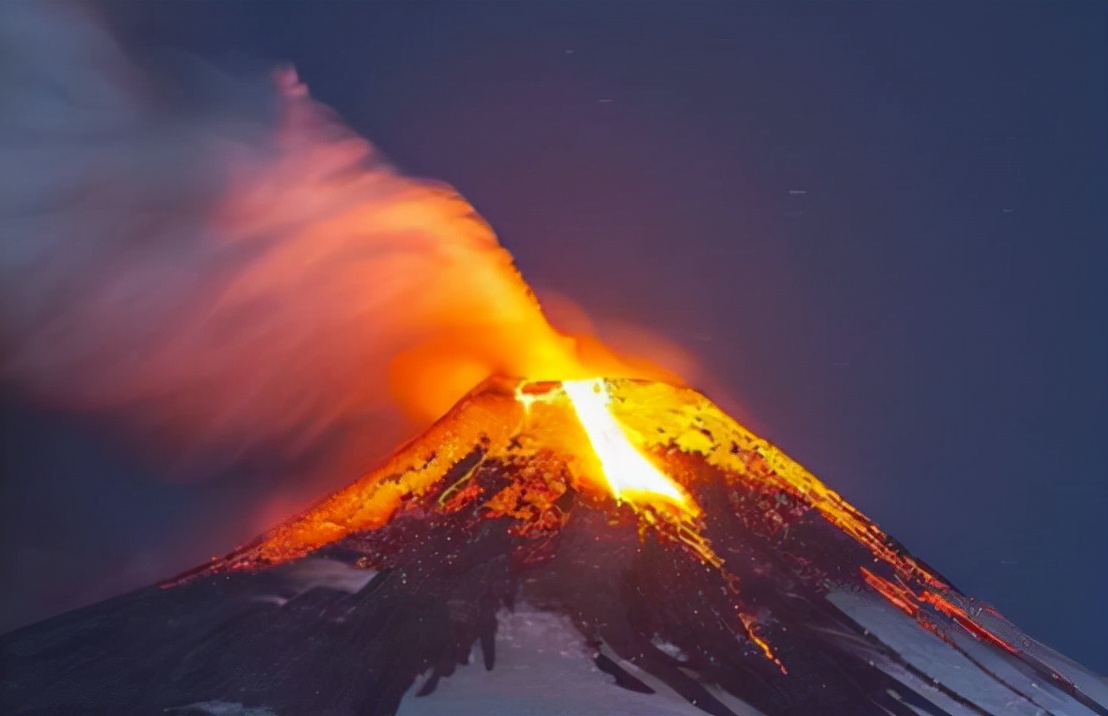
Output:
top-left (4, 379), bottom-right (1105, 716)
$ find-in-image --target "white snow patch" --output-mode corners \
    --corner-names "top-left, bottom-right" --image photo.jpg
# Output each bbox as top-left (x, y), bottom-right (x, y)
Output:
top-left (250, 595), bottom-right (289, 607)
top-left (397, 605), bottom-right (747, 716)
top-left (165, 702), bottom-right (278, 716)
top-left (650, 635), bottom-right (689, 662)
top-left (828, 588), bottom-right (1104, 716)
top-left (280, 557), bottom-right (377, 595)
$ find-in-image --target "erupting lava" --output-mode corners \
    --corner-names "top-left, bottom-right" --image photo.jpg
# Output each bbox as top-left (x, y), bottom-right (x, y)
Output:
top-left (4, 7), bottom-right (1105, 715)
top-left (182, 377), bottom-right (715, 576)
top-left (11, 376), bottom-right (1106, 716)
top-left (561, 378), bottom-right (691, 510)
top-left (175, 375), bottom-right (1092, 700)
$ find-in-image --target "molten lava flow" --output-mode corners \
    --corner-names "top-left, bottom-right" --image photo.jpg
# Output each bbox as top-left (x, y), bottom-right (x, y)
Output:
top-left (184, 376), bottom-right (920, 597)
top-left (177, 376), bottom-right (1042, 680)
top-left (561, 378), bottom-right (692, 512)
top-left (20, 373), bottom-right (1106, 716)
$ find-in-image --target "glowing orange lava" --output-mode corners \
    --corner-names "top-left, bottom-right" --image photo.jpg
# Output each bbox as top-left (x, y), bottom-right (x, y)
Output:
top-left (178, 376), bottom-right (1023, 674)
top-left (561, 378), bottom-right (695, 514)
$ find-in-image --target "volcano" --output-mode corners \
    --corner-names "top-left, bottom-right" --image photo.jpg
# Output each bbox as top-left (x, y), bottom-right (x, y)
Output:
top-left (2, 377), bottom-right (1105, 716)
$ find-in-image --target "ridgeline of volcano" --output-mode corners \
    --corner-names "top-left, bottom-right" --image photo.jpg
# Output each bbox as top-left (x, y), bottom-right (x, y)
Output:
top-left (155, 376), bottom-right (1099, 716)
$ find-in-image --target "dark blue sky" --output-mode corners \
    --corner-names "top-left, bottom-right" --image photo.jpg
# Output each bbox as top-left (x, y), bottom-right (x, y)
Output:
top-left (4, 2), bottom-right (1106, 672)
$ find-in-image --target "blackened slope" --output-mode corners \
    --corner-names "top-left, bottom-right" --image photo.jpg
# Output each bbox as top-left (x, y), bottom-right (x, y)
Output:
top-left (4, 377), bottom-right (1106, 716)
top-left (8, 452), bottom-right (1100, 716)
top-left (0, 545), bottom-right (515, 715)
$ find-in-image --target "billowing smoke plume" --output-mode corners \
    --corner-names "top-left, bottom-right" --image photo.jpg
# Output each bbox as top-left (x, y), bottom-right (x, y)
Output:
top-left (1, 2), bottom-right (681, 493)
top-left (0, 2), bottom-right (701, 629)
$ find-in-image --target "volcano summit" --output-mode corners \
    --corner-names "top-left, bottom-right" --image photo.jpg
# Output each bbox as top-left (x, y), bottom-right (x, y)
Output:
top-left (2, 377), bottom-right (1105, 716)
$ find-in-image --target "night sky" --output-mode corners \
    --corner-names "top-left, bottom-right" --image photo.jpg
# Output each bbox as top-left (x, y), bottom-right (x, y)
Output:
top-left (3, 2), bottom-right (1106, 673)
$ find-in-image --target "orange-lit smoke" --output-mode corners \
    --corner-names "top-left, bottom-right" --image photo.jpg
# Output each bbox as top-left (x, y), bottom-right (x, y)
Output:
top-left (0, 2), bottom-right (684, 488)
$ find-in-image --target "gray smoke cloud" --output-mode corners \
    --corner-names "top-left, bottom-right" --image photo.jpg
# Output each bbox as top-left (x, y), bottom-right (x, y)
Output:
top-left (0, 2), bottom-right (698, 630)
top-left (0, 1), bottom-right (605, 484)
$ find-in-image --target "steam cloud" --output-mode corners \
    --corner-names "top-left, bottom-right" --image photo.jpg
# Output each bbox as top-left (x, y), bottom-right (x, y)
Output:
top-left (1, 2), bottom-right (673, 488)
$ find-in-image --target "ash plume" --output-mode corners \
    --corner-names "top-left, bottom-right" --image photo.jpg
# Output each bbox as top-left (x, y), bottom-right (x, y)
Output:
top-left (0, 2), bottom-right (676, 485)
top-left (0, 2), bottom-right (702, 631)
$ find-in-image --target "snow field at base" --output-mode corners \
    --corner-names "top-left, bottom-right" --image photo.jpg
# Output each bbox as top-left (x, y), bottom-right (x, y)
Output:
top-left (398, 604), bottom-right (763, 716)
